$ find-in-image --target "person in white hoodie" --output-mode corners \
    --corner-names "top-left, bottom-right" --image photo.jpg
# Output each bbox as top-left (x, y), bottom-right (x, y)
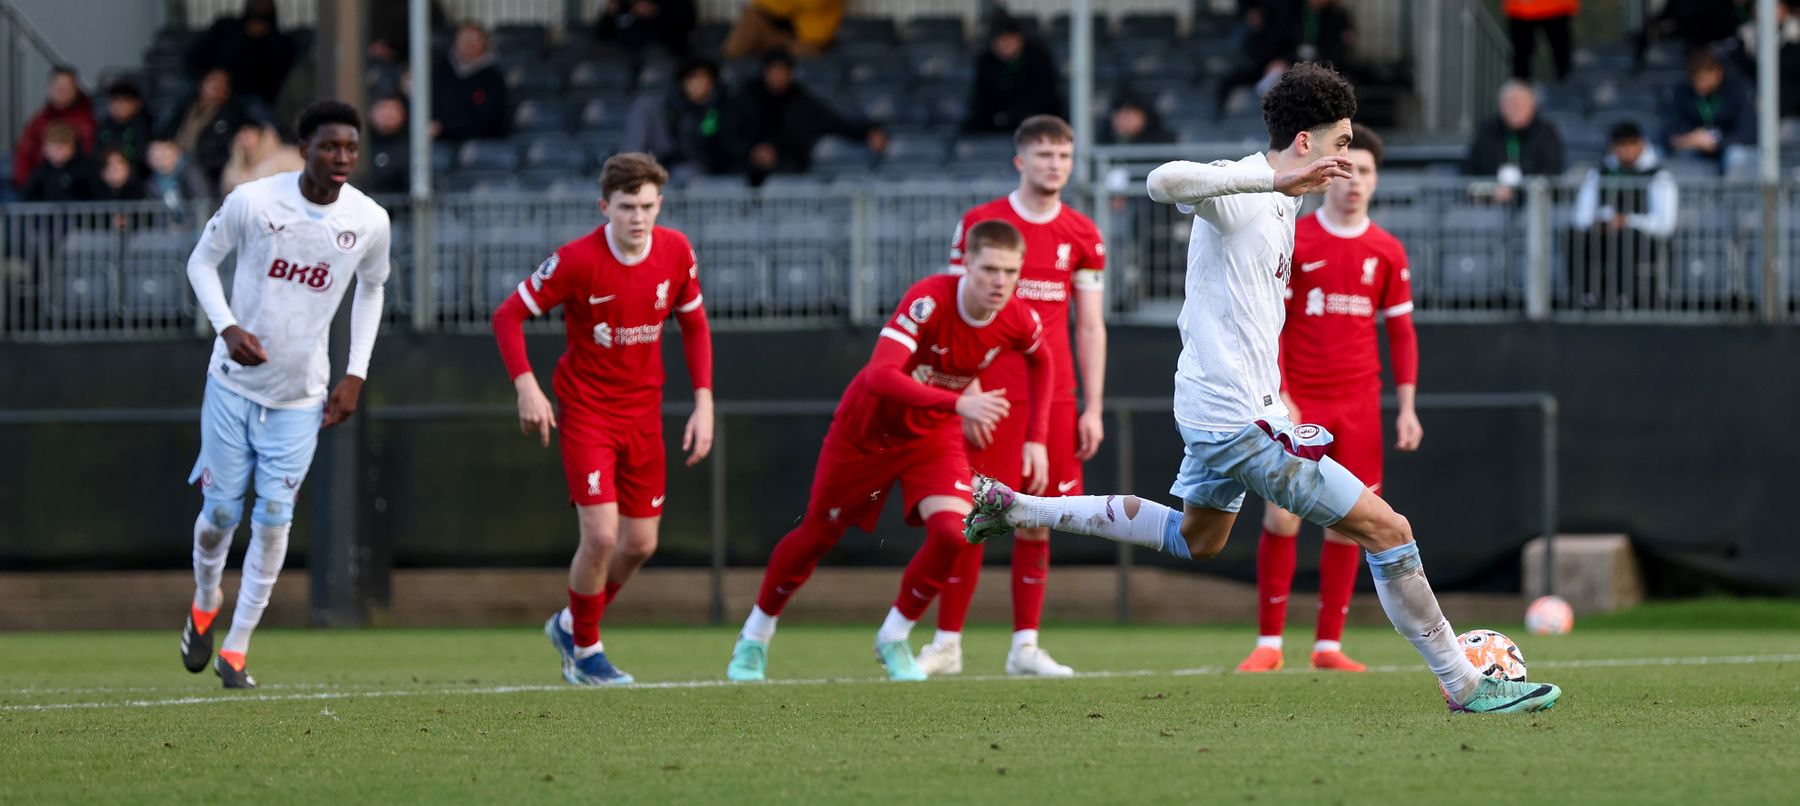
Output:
top-left (1570, 121), bottom-right (1678, 310)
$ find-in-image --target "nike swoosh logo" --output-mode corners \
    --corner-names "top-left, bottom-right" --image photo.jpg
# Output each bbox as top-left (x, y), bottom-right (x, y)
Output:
top-left (651, 495), bottom-right (666, 507)
top-left (1056, 480), bottom-right (1077, 493)
top-left (589, 295), bottom-right (616, 304)
top-left (954, 481), bottom-right (973, 492)
top-left (1268, 595), bottom-right (1289, 604)
top-left (929, 345), bottom-right (949, 354)
top-left (1300, 261), bottom-right (1328, 273)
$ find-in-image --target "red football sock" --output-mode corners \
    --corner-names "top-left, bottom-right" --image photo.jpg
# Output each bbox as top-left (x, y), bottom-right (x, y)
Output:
top-left (568, 587), bottom-right (604, 648)
top-left (893, 511), bottom-right (968, 621)
top-left (936, 542), bottom-right (983, 633)
top-left (755, 517), bottom-right (847, 616)
top-left (1315, 538), bottom-right (1362, 644)
top-left (603, 581), bottom-right (622, 605)
top-left (1011, 538), bottom-right (1051, 632)
top-left (1257, 529), bottom-right (1298, 639)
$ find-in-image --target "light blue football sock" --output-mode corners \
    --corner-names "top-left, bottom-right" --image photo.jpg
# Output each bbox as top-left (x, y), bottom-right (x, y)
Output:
top-left (1160, 509), bottom-right (1192, 560)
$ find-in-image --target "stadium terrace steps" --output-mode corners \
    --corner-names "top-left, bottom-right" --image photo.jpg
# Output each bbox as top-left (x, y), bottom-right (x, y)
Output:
top-left (0, 569), bottom-right (1523, 632)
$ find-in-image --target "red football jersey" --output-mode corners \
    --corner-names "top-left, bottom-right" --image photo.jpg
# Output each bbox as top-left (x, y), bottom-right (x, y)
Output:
top-left (949, 192), bottom-right (1104, 402)
top-left (516, 223), bottom-right (703, 417)
top-left (835, 274), bottom-right (1045, 446)
top-left (1281, 213), bottom-right (1414, 394)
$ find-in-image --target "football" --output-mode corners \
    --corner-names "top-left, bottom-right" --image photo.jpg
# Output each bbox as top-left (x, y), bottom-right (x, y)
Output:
top-left (1526, 595), bottom-right (1575, 635)
top-left (1459, 629), bottom-right (1529, 682)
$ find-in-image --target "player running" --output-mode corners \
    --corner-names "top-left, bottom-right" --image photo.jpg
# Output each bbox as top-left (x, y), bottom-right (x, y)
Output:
top-left (911, 115), bottom-right (1107, 679)
top-left (179, 101), bottom-right (389, 689)
top-left (727, 220), bottom-right (1051, 682)
top-left (1239, 124), bottom-right (1422, 674)
top-left (491, 153), bottom-right (714, 686)
top-left (964, 64), bottom-right (1561, 713)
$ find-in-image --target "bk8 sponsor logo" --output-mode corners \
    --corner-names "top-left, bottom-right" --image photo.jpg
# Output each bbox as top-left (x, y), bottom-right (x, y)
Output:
top-left (267, 258), bottom-right (334, 291)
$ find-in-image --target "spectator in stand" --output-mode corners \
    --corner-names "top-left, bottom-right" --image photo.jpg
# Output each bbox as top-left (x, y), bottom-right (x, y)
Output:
top-left (1287, 0), bottom-right (1357, 69)
top-left (1736, 0), bottom-right (1800, 118)
top-left (1505, 0), bottom-right (1578, 82)
top-left (1569, 121), bottom-right (1678, 309)
top-left (365, 96), bottom-right (411, 195)
top-left (1464, 80), bottom-right (1565, 203)
top-left (1215, 2), bottom-right (1296, 117)
top-left (185, 0), bottom-right (296, 107)
top-left (964, 15), bottom-right (1064, 135)
top-left (431, 22), bottom-right (510, 142)
top-left (596, 0), bottom-right (698, 60)
top-left (93, 148), bottom-right (146, 232)
top-left (219, 118), bottom-right (303, 196)
top-left (13, 67), bottom-right (97, 192)
top-left (1666, 49), bottom-right (1757, 175)
top-left (369, 0), bottom-right (450, 64)
top-left (622, 58), bottom-right (740, 184)
top-left (144, 139), bottom-right (213, 214)
top-left (97, 80), bottom-right (152, 173)
top-left (1099, 94), bottom-right (1175, 145)
top-left (23, 124), bottom-right (97, 202)
top-left (163, 68), bottom-right (245, 194)
top-left (737, 50), bottom-right (884, 185)
top-left (1638, 0), bottom-right (1748, 70)
top-left (722, 0), bottom-right (843, 59)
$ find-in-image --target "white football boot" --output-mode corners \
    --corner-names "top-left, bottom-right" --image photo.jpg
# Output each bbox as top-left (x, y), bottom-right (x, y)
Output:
top-left (915, 641), bottom-right (964, 676)
top-left (1005, 644), bottom-right (1074, 677)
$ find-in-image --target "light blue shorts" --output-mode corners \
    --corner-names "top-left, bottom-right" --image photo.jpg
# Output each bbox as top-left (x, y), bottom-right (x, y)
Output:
top-left (188, 376), bottom-right (324, 525)
top-left (1168, 417), bottom-right (1367, 527)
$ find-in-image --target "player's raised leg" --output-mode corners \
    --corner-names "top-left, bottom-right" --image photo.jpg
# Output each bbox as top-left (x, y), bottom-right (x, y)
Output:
top-left (1238, 502), bottom-right (1301, 672)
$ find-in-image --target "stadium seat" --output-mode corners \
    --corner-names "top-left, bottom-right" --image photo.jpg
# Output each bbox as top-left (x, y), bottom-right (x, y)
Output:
top-left (458, 140), bottom-right (520, 172)
top-left (811, 138), bottom-right (875, 177)
top-left (694, 21), bottom-right (732, 53)
top-left (1119, 12), bottom-right (1179, 42)
top-left (1049, 13), bottom-right (1110, 42)
top-left (1123, 47), bottom-right (1195, 81)
top-left (512, 100), bottom-right (572, 133)
top-left (902, 16), bottom-right (964, 45)
top-left (691, 221), bottom-right (769, 313)
top-left (119, 269), bottom-right (191, 319)
top-left (880, 133), bottom-right (950, 171)
top-left (49, 230), bottom-right (123, 323)
top-left (524, 135), bottom-right (591, 173)
top-left (494, 23), bottom-right (547, 55)
top-left (1433, 250), bottom-right (1510, 303)
top-left (793, 56), bottom-right (844, 92)
top-left (506, 66), bottom-right (564, 100)
top-left (951, 135), bottom-right (1015, 165)
top-left (569, 61), bottom-right (634, 94)
top-left (636, 57), bottom-right (678, 91)
top-left (838, 16), bottom-right (899, 45)
top-left (907, 42), bottom-right (973, 83)
top-left (908, 82), bottom-right (968, 126)
top-left (431, 142), bottom-right (457, 175)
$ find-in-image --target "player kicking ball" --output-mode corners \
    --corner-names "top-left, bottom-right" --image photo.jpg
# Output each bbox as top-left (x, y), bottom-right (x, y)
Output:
top-left (727, 220), bottom-right (1052, 682)
top-left (965, 64), bottom-right (1560, 713)
top-left (492, 153), bottom-right (714, 686)
top-left (179, 101), bottom-right (390, 689)
top-left (1239, 124), bottom-right (1422, 674)
top-left (913, 115), bottom-right (1108, 679)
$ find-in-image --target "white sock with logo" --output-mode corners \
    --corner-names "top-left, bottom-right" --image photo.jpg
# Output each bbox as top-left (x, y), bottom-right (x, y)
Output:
top-left (192, 513), bottom-right (234, 612)
top-left (932, 630), bottom-right (961, 649)
top-left (221, 521), bottom-right (289, 656)
top-left (1367, 543), bottom-right (1482, 702)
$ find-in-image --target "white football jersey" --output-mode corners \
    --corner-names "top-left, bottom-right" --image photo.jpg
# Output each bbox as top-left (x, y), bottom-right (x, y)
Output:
top-left (1171, 152), bottom-right (1300, 431)
top-left (188, 172), bottom-right (390, 408)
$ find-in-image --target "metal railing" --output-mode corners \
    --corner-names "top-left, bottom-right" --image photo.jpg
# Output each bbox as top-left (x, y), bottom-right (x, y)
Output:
top-left (1414, 0), bottom-right (1513, 134)
top-left (1, 0), bottom-right (81, 152)
top-left (3, 173), bottom-right (1795, 341)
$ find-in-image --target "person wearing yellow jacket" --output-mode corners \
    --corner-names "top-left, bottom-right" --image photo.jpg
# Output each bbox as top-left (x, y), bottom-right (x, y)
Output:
top-left (724, 0), bottom-right (843, 58)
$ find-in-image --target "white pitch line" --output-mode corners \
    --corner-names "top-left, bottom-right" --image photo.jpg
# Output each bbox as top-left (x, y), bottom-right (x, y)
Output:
top-left (3, 653), bottom-right (1796, 713)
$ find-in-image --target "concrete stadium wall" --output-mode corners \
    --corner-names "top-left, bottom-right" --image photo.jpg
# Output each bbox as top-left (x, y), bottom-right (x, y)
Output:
top-left (1, 323), bottom-right (1795, 595)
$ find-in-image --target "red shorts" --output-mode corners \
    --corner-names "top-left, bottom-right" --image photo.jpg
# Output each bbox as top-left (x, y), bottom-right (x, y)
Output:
top-left (966, 398), bottom-right (1082, 496)
top-left (1289, 388), bottom-right (1383, 493)
top-left (806, 429), bottom-right (972, 533)
top-left (559, 410), bottom-right (666, 517)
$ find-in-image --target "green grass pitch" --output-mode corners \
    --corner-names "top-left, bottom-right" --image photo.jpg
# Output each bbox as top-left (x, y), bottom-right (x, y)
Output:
top-left (4, 601), bottom-right (1799, 804)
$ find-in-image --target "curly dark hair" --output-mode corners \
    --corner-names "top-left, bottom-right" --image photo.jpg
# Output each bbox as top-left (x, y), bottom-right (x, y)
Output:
top-left (296, 100), bottom-right (362, 142)
top-left (1262, 62), bottom-right (1357, 152)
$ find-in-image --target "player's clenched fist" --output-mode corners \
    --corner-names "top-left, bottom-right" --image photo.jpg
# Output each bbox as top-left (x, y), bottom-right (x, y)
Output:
top-left (513, 373), bottom-right (558, 447)
top-left (955, 389), bottom-right (1011, 429)
top-left (1274, 156), bottom-right (1353, 197)
top-left (221, 325), bottom-right (268, 366)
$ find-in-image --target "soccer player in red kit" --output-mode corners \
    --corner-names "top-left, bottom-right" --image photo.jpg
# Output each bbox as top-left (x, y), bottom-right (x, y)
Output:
top-left (491, 153), bottom-right (714, 686)
top-left (1237, 123), bottom-right (1422, 673)
top-left (913, 115), bottom-right (1107, 678)
top-left (726, 220), bottom-right (1052, 682)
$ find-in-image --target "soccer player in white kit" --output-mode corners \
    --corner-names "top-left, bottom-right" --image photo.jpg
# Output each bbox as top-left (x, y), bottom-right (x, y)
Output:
top-left (178, 101), bottom-right (390, 689)
top-left (965, 64), bottom-right (1561, 714)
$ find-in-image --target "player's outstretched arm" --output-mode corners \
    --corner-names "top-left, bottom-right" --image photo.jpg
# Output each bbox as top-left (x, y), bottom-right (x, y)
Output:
top-left (1146, 159), bottom-right (1276, 205)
